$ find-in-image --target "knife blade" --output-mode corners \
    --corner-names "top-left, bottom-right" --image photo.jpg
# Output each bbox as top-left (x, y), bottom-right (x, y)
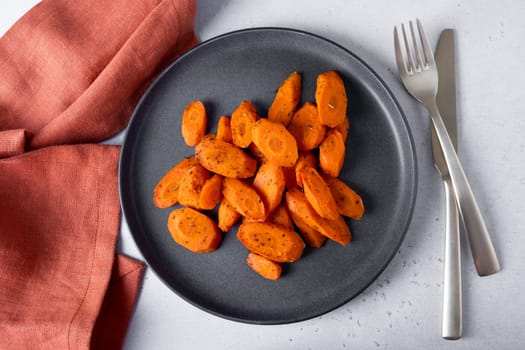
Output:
top-left (432, 29), bottom-right (462, 340)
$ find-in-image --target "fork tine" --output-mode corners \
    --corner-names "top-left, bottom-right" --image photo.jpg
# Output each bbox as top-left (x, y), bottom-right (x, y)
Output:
top-left (401, 24), bottom-right (415, 73)
top-left (393, 26), bottom-right (409, 76)
top-left (409, 21), bottom-right (423, 70)
top-left (417, 19), bottom-right (435, 67)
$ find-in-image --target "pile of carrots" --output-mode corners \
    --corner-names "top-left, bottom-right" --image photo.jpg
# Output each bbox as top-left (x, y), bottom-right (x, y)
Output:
top-left (153, 71), bottom-right (364, 280)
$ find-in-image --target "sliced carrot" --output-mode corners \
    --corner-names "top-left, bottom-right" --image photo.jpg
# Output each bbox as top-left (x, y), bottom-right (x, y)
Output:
top-left (268, 72), bottom-right (302, 126)
top-left (177, 164), bottom-right (212, 209)
top-left (222, 178), bottom-right (266, 220)
top-left (323, 176), bottom-right (365, 220)
top-left (285, 189), bottom-right (351, 246)
top-left (294, 151), bottom-right (316, 187)
top-left (252, 162), bottom-right (285, 215)
top-left (181, 100), bottom-right (207, 146)
top-left (287, 102), bottom-right (327, 151)
top-left (252, 118), bottom-right (298, 167)
top-left (152, 157), bottom-right (200, 208)
top-left (267, 204), bottom-right (294, 231)
top-left (333, 115), bottom-right (350, 142)
top-left (216, 115), bottom-right (233, 142)
top-left (217, 199), bottom-right (241, 232)
top-left (195, 135), bottom-right (257, 178)
top-left (237, 222), bottom-right (305, 262)
top-left (288, 212), bottom-right (326, 248)
top-left (246, 252), bottom-right (282, 280)
top-left (315, 70), bottom-right (347, 128)
top-left (298, 165), bottom-right (339, 220)
top-left (167, 207), bottom-right (221, 253)
top-left (231, 100), bottom-right (258, 148)
top-left (198, 174), bottom-right (223, 210)
top-left (319, 129), bottom-right (345, 177)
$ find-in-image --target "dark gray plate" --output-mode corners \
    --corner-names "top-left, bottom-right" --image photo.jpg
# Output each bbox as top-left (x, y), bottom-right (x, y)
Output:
top-left (119, 28), bottom-right (416, 324)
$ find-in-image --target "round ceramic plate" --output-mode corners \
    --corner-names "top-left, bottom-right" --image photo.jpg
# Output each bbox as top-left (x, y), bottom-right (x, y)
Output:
top-left (119, 27), bottom-right (416, 324)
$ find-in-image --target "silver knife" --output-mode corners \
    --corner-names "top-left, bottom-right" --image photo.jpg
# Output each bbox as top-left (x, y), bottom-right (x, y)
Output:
top-left (432, 29), bottom-right (462, 340)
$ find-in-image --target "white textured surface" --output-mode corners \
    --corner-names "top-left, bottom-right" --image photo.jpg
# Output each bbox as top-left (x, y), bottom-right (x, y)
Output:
top-left (2, 1), bottom-right (525, 349)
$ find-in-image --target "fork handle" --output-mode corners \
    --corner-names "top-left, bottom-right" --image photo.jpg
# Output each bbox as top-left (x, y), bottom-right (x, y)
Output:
top-left (428, 103), bottom-right (500, 276)
top-left (442, 177), bottom-right (462, 340)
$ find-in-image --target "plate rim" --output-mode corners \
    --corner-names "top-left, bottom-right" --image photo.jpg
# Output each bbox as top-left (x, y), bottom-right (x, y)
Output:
top-left (118, 26), bottom-right (418, 325)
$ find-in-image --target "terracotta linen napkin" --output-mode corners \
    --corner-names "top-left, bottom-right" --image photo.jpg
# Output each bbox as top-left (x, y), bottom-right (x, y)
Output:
top-left (0, 0), bottom-right (198, 348)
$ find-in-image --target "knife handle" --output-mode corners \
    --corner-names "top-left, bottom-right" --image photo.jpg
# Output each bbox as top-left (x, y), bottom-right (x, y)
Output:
top-left (428, 103), bottom-right (500, 276)
top-left (442, 178), bottom-right (462, 340)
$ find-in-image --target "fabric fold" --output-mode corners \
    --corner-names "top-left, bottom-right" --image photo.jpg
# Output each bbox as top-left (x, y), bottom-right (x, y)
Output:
top-left (0, 0), bottom-right (199, 348)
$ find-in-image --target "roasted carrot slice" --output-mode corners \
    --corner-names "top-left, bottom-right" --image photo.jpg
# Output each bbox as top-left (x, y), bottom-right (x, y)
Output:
top-left (333, 115), bottom-right (350, 142)
top-left (267, 204), bottom-right (294, 231)
top-left (315, 71), bottom-right (348, 128)
top-left (167, 207), bottom-right (221, 253)
top-left (237, 222), bottom-right (305, 262)
top-left (246, 252), bottom-right (282, 280)
top-left (252, 119), bottom-right (298, 167)
top-left (152, 157), bottom-right (200, 208)
top-left (222, 178), bottom-right (266, 220)
top-left (252, 162), bottom-right (285, 215)
top-left (216, 115), bottom-right (233, 142)
top-left (294, 151), bottom-right (316, 188)
top-left (198, 174), bottom-right (223, 210)
top-left (298, 165), bottom-right (339, 220)
top-left (181, 100), bottom-right (207, 146)
top-left (319, 129), bottom-right (345, 177)
top-left (231, 100), bottom-right (258, 148)
top-left (268, 72), bottom-right (302, 126)
top-left (285, 189), bottom-right (351, 246)
top-left (323, 176), bottom-right (365, 220)
top-left (248, 142), bottom-right (265, 163)
top-left (217, 199), bottom-right (241, 232)
top-left (288, 211), bottom-right (326, 248)
top-left (287, 102), bottom-right (327, 151)
top-left (177, 164), bottom-right (211, 209)
top-left (195, 135), bottom-right (257, 178)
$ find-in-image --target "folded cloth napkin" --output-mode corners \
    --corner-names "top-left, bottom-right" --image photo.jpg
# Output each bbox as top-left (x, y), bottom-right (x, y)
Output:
top-left (0, 0), bottom-right (198, 348)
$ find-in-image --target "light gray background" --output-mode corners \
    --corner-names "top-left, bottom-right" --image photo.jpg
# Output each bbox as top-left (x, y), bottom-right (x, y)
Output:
top-left (2, 1), bottom-right (524, 349)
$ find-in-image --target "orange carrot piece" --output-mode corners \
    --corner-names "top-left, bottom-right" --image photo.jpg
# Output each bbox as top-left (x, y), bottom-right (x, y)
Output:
top-left (216, 115), bottom-right (233, 143)
top-left (294, 151), bottom-right (316, 187)
top-left (299, 165), bottom-right (339, 220)
top-left (222, 178), bottom-right (266, 220)
top-left (324, 176), bottom-right (365, 220)
top-left (268, 72), bottom-right (302, 126)
top-left (237, 222), bottom-right (305, 262)
top-left (319, 129), bottom-right (345, 177)
top-left (195, 135), bottom-right (257, 178)
top-left (333, 115), bottom-right (350, 142)
top-left (288, 211), bottom-right (326, 248)
top-left (287, 102), bottom-right (327, 151)
top-left (152, 157), bottom-right (200, 208)
top-left (177, 164), bottom-right (211, 209)
top-left (285, 189), bottom-right (351, 246)
top-left (198, 174), bottom-right (223, 210)
top-left (315, 71), bottom-right (348, 127)
top-left (267, 204), bottom-right (294, 231)
top-left (217, 199), bottom-right (241, 232)
top-left (181, 100), bottom-right (207, 146)
top-left (167, 207), bottom-right (221, 253)
top-left (252, 162), bottom-right (286, 215)
top-left (246, 252), bottom-right (282, 280)
top-left (252, 119), bottom-right (298, 167)
top-left (231, 100), bottom-right (258, 148)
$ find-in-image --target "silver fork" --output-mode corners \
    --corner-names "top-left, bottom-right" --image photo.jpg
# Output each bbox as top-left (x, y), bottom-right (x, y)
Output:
top-left (394, 19), bottom-right (499, 276)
